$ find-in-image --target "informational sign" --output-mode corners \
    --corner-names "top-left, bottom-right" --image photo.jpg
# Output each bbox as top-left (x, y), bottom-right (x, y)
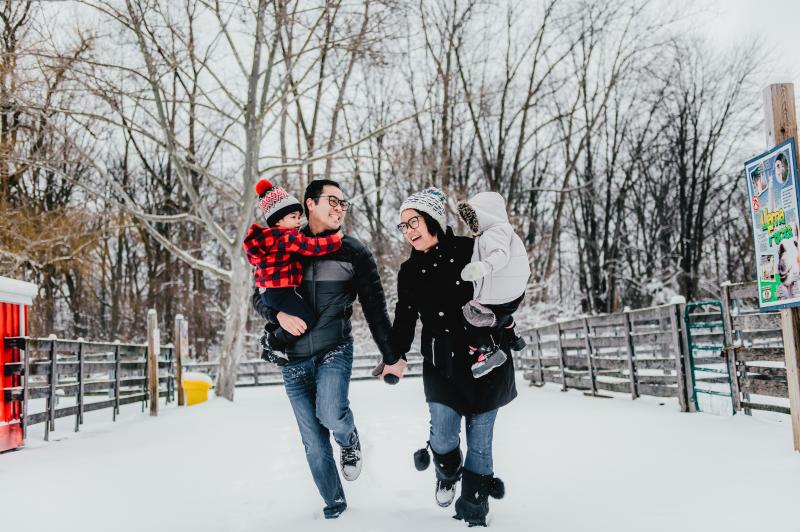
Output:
top-left (745, 138), bottom-right (800, 310)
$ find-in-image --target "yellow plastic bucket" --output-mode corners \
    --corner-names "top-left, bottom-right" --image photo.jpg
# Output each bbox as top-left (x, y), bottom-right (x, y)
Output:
top-left (182, 372), bottom-right (213, 406)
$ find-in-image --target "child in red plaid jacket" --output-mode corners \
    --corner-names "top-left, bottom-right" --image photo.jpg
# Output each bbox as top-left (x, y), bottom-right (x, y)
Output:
top-left (243, 179), bottom-right (342, 363)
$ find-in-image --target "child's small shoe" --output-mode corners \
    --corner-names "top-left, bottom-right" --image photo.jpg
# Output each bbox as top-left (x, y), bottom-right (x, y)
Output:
top-left (260, 330), bottom-right (288, 366)
top-left (470, 344), bottom-right (507, 378)
top-left (506, 324), bottom-right (526, 351)
top-left (509, 334), bottom-right (526, 351)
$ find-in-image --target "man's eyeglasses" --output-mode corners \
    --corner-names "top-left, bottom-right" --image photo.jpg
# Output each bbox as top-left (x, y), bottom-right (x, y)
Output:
top-left (396, 215), bottom-right (421, 233)
top-left (314, 195), bottom-right (349, 211)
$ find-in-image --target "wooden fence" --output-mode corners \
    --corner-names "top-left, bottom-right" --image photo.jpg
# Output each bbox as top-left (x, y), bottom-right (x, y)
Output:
top-left (721, 281), bottom-right (790, 415)
top-left (4, 283), bottom-right (793, 449)
top-left (184, 351), bottom-right (424, 387)
top-left (515, 283), bottom-right (794, 418)
top-left (516, 302), bottom-right (693, 411)
top-left (2, 336), bottom-right (174, 441)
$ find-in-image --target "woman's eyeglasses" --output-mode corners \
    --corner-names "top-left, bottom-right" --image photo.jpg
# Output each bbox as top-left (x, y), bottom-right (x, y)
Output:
top-left (314, 195), bottom-right (349, 211)
top-left (397, 216), bottom-right (421, 233)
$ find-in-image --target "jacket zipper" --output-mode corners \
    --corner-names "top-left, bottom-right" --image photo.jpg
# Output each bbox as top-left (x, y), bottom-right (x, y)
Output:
top-left (309, 260), bottom-right (316, 356)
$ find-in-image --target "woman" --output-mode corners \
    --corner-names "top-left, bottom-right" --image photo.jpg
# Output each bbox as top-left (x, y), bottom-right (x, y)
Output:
top-left (379, 187), bottom-right (517, 527)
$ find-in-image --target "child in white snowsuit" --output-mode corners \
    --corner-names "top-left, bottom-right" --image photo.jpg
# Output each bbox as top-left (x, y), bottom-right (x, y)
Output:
top-left (458, 191), bottom-right (531, 378)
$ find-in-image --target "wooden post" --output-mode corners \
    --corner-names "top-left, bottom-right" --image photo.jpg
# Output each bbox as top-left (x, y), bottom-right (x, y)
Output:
top-left (535, 329), bottom-right (545, 386)
top-left (113, 341), bottom-right (121, 421)
top-left (719, 283), bottom-right (742, 412)
top-left (582, 319), bottom-right (598, 396)
top-left (21, 338), bottom-right (29, 440)
top-left (780, 308), bottom-right (800, 451)
top-left (46, 336), bottom-right (57, 441)
top-left (147, 309), bottom-right (159, 417)
top-left (75, 340), bottom-right (84, 432)
top-left (623, 311), bottom-right (639, 399)
top-left (174, 314), bottom-right (187, 406)
top-left (764, 83), bottom-right (800, 451)
top-left (668, 304), bottom-right (690, 413)
top-left (555, 323), bottom-right (568, 391)
top-left (677, 302), bottom-right (697, 413)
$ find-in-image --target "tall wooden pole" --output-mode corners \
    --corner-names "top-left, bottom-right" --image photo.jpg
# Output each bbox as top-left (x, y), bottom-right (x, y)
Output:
top-left (764, 83), bottom-right (800, 451)
top-left (147, 309), bottom-right (159, 417)
top-left (174, 314), bottom-right (187, 406)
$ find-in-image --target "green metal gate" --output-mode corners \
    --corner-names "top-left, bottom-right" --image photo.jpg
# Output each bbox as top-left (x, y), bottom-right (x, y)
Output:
top-left (684, 300), bottom-right (736, 415)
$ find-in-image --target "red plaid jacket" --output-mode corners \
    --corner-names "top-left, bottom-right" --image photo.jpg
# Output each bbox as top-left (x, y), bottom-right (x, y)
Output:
top-left (243, 224), bottom-right (342, 288)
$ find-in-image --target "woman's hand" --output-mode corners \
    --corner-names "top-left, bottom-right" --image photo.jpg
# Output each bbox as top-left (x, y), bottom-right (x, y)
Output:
top-left (277, 311), bottom-right (307, 336)
top-left (381, 359), bottom-right (407, 384)
top-left (461, 261), bottom-right (489, 281)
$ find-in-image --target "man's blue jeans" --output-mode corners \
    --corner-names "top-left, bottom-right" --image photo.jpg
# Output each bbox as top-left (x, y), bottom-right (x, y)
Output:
top-left (281, 342), bottom-right (356, 516)
top-left (428, 402), bottom-right (498, 475)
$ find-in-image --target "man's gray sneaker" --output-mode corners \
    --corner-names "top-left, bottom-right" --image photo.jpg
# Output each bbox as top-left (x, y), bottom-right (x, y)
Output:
top-left (340, 429), bottom-right (362, 481)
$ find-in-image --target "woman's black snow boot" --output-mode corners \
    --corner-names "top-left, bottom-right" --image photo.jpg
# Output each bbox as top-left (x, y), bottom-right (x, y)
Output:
top-left (433, 446), bottom-right (462, 507)
top-left (454, 469), bottom-right (504, 527)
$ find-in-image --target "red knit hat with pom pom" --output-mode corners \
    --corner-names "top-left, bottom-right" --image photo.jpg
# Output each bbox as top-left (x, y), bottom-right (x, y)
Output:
top-left (255, 179), bottom-right (303, 227)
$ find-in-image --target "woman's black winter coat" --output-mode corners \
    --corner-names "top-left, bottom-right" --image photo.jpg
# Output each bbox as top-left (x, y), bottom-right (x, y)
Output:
top-left (391, 227), bottom-right (517, 415)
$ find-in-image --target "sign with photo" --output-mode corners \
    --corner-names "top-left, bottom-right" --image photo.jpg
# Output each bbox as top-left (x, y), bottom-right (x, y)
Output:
top-left (745, 138), bottom-right (800, 310)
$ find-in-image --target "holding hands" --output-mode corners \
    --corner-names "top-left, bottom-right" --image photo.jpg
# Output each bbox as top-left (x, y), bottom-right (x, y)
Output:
top-left (371, 358), bottom-right (407, 385)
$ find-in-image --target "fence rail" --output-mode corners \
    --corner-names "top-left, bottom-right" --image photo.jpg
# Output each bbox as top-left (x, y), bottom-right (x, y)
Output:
top-left (2, 336), bottom-right (175, 441)
top-left (517, 303), bottom-right (692, 411)
top-left (516, 282), bottom-right (794, 418)
top-left (183, 351), bottom-right (425, 387)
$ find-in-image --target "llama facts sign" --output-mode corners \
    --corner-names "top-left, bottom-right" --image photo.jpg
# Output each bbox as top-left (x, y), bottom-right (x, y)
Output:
top-left (745, 138), bottom-right (800, 310)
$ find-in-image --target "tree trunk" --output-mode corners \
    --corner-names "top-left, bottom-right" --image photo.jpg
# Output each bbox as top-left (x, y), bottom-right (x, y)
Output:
top-left (214, 254), bottom-right (250, 400)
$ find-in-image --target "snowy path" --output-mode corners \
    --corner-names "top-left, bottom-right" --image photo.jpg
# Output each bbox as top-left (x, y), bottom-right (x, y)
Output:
top-left (2, 374), bottom-right (799, 532)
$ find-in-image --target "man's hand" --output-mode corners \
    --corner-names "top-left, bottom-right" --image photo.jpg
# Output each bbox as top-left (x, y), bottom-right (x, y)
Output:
top-left (277, 311), bottom-right (307, 336)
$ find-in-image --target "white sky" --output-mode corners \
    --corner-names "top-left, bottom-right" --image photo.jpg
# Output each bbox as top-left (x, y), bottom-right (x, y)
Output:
top-left (700, 0), bottom-right (800, 86)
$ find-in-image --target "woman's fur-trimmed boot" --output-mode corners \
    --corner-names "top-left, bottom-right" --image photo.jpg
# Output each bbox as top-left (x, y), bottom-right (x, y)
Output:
top-left (453, 469), bottom-right (505, 527)
top-left (433, 446), bottom-right (462, 507)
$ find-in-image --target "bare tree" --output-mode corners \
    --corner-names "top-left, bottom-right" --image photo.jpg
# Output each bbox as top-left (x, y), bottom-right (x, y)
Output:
top-left (57, 0), bottom-right (403, 399)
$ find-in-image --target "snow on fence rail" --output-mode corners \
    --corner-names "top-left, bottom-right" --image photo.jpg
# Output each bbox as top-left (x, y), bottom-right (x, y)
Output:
top-left (182, 351), bottom-right (425, 387)
top-left (2, 336), bottom-right (175, 441)
top-left (516, 302), bottom-right (694, 411)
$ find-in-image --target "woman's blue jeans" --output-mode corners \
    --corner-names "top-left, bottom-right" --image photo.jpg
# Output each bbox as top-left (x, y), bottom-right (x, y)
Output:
top-left (428, 402), bottom-right (498, 475)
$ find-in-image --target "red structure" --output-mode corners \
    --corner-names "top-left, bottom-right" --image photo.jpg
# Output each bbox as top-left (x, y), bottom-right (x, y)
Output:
top-left (0, 277), bottom-right (37, 453)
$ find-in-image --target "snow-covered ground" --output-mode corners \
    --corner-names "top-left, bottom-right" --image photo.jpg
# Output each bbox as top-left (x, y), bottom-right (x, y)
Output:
top-left (2, 374), bottom-right (799, 532)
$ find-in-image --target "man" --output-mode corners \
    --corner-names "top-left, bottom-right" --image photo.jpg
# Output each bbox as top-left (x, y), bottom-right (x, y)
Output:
top-left (252, 179), bottom-right (398, 519)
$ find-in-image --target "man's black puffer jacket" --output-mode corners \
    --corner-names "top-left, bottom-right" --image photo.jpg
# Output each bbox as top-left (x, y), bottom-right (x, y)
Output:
top-left (252, 227), bottom-right (397, 364)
